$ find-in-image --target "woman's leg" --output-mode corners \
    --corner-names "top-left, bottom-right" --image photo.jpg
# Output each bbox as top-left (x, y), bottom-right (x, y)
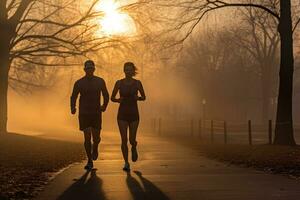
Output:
top-left (129, 120), bottom-right (139, 162)
top-left (118, 120), bottom-right (129, 164)
top-left (128, 120), bottom-right (139, 147)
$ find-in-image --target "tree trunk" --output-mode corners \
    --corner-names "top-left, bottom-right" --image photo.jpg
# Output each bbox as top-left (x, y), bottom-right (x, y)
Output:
top-left (273, 0), bottom-right (296, 145)
top-left (0, 56), bottom-right (9, 134)
top-left (0, 8), bottom-right (11, 133)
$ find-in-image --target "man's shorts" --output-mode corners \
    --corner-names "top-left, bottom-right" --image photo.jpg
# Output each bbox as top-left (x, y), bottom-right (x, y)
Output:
top-left (78, 113), bottom-right (102, 131)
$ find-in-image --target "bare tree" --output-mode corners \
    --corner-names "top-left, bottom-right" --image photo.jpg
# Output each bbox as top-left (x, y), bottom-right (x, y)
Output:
top-left (0, 0), bottom-right (124, 133)
top-left (176, 28), bottom-right (257, 121)
top-left (140, 0), bottom-right (300, 145)
top-left (227, 7), bottom-right (280, 124)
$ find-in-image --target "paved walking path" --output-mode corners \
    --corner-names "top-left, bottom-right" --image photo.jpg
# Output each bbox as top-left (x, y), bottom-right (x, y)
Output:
top-left (36, 132), bottom-right (300, 200)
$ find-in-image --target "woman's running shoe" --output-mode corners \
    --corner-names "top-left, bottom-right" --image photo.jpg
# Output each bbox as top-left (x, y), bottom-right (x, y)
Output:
top-left (131, 146), bottom-right (138, 162)
top-left (123, 162), bottom-right (130, 171)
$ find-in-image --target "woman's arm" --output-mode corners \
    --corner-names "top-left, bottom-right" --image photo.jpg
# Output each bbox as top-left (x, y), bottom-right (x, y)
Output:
top-left (111, 81), bottom-right (122, 103)
top-left (137, 80), bottom-right (146, 101)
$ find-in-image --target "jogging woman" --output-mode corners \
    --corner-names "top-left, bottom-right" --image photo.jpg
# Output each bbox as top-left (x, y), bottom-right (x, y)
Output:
top-left (111, 62), bottom-right (146, 171)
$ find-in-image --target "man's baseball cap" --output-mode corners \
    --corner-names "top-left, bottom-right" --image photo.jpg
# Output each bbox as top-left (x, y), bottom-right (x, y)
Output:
top-left (84, 60), bottom-right (95, 69)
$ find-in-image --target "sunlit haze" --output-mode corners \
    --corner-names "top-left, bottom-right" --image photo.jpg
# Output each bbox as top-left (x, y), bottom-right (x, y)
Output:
top-left (95, 0), bottom-right (136, 36)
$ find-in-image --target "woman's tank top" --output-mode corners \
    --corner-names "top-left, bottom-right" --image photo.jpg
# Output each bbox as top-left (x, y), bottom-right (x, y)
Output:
top-left (117, 79), bottom-right (139, 121)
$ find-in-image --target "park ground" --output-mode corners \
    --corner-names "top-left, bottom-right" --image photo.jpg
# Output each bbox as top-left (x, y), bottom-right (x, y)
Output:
top-left (1, 131), bottom-right (300, 200)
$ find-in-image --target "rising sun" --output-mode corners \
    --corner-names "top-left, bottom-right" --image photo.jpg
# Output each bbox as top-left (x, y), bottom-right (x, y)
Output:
top-left (95, 0), bottom-right (136, 36)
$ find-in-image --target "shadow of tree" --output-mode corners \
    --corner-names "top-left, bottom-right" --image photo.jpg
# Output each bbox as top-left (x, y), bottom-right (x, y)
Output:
top-left (56, 169), bottom-right (106, 200)
top-left (126, 170), bottom-right (170, 200)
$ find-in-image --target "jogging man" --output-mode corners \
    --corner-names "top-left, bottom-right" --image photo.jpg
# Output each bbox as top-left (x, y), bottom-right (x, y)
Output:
top-left (71, 60), bottom-right (109, 170)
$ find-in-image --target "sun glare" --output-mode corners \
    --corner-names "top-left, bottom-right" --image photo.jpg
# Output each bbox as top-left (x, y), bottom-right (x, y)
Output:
top-left (96, 0), bottom-right (136, 36)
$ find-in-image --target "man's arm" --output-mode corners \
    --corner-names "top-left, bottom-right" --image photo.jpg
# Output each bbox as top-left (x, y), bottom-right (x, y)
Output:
top-left (70, 81), bottom-right (79, 114)
top-left (101, 79), bottom-right (109, 111)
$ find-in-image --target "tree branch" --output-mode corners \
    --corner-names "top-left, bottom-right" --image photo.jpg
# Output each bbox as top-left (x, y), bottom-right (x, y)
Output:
top-left (9, 0), bottom-right (33, 26)
top-left (206, 0), bottom-right (280, 21)
top-left (6, 0), bottom-right (18, 13)
top-left (293, 17), bottom-right (300, 33)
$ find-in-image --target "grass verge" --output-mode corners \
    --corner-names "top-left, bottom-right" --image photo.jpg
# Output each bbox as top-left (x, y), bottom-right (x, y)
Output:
top-left (0, 132), bottom-right (85, 200)
top-left (171, 136), bottom-right (300, 179)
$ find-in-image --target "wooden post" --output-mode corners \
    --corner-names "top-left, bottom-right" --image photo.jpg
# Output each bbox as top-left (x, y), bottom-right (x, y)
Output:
top-left (211, 120), bottom-right (214, 143)
top-left (224, 121), bottom-right (227, 144)
top-left (248, 120), bottom-right (252, 145)
top-left (158, 118), bottom-right (162, 136)
top-left (268, 120), bottom-right (272, 144)
top-left (191, 119), bottom-right (194, 137)
top-left (154, 118), bottom-right (157, 132)
top-left (152, 118), bottom-right (156, 133)
top-left (198, 119), bottom-right (202, 139)
top-left (151, 118), bottom-right (153, 132)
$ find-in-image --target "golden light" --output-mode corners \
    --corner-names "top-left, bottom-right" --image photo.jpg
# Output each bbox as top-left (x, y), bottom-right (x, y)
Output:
top-left (95, 0), bottom-right (136, 36)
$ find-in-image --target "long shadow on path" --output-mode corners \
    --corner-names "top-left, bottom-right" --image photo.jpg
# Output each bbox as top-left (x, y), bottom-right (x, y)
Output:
top-left (126, 171), bottom-right (170, 200)
top-left (56, 169), bottom-right (106, 200)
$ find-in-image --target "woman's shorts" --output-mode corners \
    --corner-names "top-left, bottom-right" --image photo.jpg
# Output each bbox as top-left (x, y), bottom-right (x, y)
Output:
top-left (117, 113), bottom-right (139, 123)
top-left (79, 113), bottom-right (102, 131)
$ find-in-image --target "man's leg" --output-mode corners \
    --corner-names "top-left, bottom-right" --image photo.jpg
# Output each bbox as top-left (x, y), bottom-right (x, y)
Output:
top-left (83, 127), bottom-right (92, 162)
top-left (91, 128), bottom-right (101, 160)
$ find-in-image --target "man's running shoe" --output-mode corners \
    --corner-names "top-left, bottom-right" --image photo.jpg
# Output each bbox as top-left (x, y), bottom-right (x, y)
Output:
top-left (84, 161), bottom-right (93, 170)
top-left (131, 146), bottom-right (138, 162)
top-left (92, 150), bottom-right (98, 160)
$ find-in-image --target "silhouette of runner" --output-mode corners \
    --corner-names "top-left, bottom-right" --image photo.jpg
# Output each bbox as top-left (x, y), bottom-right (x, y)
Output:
top-left (111, 62), bottom-right (146, 171)
top-left (71, 60), bottom-right (109, 170)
